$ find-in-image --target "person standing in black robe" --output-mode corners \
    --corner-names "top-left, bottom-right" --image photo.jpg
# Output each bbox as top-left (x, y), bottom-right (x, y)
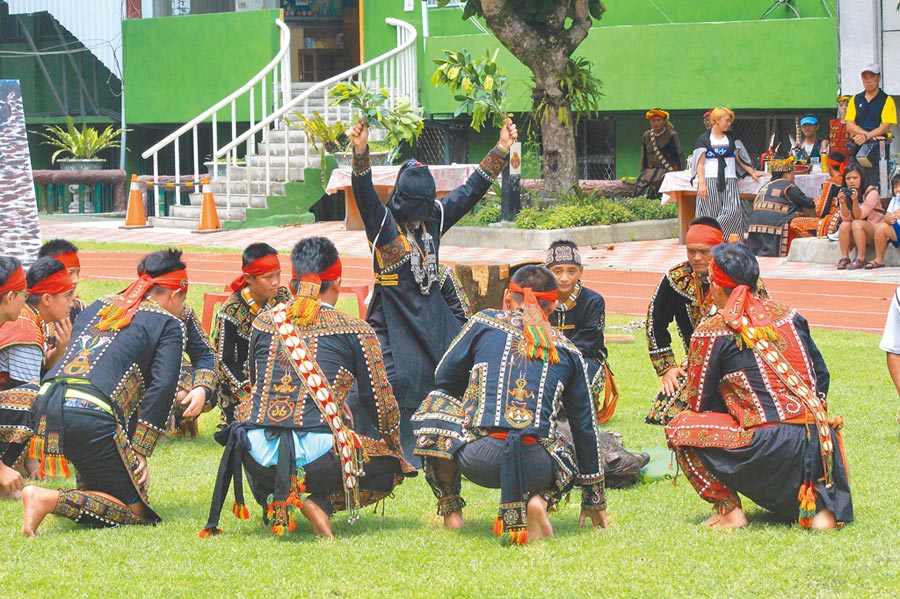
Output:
top-left (347, 117), bottom-right (517, 466)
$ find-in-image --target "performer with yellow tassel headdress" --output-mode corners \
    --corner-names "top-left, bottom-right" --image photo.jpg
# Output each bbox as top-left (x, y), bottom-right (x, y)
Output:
top-left (200, 236), bottom-right (414, 539)
top-left (665, 243), bottom-right (852, 530)
top-left (20, 249), bottom-right (189, 536)
top-left (413, 265), bottom-right (608, 545)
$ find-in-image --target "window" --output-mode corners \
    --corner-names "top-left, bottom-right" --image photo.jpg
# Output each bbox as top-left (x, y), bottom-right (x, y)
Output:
top-left (576, 117), bottom-right (616, 179)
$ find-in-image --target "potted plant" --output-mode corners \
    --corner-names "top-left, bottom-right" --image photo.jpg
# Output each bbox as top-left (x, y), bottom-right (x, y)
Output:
top-left (35, 116), bottom-right (128, 170)
top-left (327, 82), bottom-right (424, 167)
top-left (285, 110), bottom-right (349, 181)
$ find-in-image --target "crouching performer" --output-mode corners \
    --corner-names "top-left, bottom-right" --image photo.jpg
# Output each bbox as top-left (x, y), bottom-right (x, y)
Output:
top-left (200, 237), bottom-right (415, 538)
top-left (21, 249), bottom-right (189, 535)
top-left (665, 243), bottom-right (852, 529)
top-left (413, 265), bottom-right (608, 545)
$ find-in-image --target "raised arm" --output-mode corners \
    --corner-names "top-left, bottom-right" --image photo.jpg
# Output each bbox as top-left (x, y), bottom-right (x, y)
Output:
top-left (348, 119), bottom-right (394, 242)
top-left (438, 119), bottom-right (517, 232)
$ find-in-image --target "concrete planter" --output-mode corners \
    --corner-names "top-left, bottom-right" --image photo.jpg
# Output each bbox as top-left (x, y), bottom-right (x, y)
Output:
top-left (57, 158), bottom-right (105, 171)
top-left (442, 218), bottom-right (678, 250)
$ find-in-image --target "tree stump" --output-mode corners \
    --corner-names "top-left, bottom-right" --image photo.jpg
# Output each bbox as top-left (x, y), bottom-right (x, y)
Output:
top-left (454, 260), bottom-right (543, 313)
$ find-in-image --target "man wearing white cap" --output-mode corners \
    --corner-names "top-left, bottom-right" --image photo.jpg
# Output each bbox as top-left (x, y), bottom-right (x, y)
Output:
top-left (845, 63), bottom-right (896, 166)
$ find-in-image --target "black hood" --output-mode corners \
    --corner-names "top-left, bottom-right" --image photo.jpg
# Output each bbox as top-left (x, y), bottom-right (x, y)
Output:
top-left (388, 160), bottom-right (436, 223)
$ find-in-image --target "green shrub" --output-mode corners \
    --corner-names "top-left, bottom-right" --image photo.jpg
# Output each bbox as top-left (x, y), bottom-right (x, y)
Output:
top-left (458, 193), bottom-right (677, 229)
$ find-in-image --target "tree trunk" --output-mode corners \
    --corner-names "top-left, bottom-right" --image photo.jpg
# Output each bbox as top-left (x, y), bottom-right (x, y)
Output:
top-left (478, 1), bottom-right (592, 198)
top-left (532, 61), bottom-right (578, 197)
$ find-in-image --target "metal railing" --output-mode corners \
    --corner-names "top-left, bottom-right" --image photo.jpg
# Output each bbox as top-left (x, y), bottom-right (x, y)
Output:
top-left (214, 18), bottom-right (417, 213)
top-left (140, 18), bottom-right (292, 216)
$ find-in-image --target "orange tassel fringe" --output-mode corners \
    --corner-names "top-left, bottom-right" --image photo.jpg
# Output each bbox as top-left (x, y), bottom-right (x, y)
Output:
top-left (797, 482), bottom-right (817, 529)
top-left (198, 527), bottom-right (224, 538)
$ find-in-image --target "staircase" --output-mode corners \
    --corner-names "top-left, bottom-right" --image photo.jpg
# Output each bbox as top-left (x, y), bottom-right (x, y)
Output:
top-left (148, 83), bottom-right (325, 229)
top-left (144, 18), bottom-right (418, 230)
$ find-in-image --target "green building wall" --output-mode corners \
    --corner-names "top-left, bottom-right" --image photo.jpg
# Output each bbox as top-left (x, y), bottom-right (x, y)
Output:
top-left (123, 9), bottom-right (282, 124)
top-left (362, 0), bottom-right (838, 177)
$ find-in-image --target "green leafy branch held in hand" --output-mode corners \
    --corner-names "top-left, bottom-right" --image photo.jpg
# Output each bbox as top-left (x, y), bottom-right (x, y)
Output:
top-left (328, 82), bottom-right (424, 149)
top-left (432, 49), bottom-right (509, 132)
top-left (35, 116), bottom-right (129, 163)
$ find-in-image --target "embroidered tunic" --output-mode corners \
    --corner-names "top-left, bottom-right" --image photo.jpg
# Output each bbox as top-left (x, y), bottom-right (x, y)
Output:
top-left (439, 263), bottom-right (471, 324)
top-left (746, 179), bottom-right (815, 257)
top-left (550, 282), bottom-right (607, 363)
top-left (0, 305), bottom-right (46, 389)
top-left (213, 286), bottom-right (292, 415)
top-left (646, 262), bottom-right (769, 377)
top-left (664, 300), bottom-right (853, 522)
top-left (413, 309), bottom-right (606, 509)
top-left (635, 128), bottom-right (684, 198)
top-left (350, 148), bottom-right (507, 410)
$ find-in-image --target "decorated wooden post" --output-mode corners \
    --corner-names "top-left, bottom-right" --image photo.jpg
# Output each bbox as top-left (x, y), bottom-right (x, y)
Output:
top-left (0, 80), bottom-right (41, 264)
top-left (501, 141), bottom-right (522, 221)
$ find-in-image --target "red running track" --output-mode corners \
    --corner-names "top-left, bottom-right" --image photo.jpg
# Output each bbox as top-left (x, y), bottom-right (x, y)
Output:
top-left (77, 252), bottom-right (894, 334)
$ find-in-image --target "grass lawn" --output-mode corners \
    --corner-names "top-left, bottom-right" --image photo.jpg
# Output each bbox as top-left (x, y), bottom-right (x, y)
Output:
top-left (1, 281), bottom-right (896, 598)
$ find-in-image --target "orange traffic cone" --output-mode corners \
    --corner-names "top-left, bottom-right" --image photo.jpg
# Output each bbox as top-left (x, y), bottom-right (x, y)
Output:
top-left (120, 174), bottom-right (152, 229)
top-left (192, 176), bottom-right (222, 234)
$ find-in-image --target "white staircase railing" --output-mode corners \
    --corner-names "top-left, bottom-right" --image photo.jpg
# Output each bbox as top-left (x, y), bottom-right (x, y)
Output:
top-left (214, 18), bottom-right (418, 212)
top-left (140, 18), bottom-right (291, 216)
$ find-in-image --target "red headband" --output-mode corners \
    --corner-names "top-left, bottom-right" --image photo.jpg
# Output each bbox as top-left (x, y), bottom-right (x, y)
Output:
top-left (96, 268), bottom-right (188, 331)
top-left (54, 252), bottom-right (80, 269)
top-left (709, 256), bottom-right (775, 345)
top-left (508, 281), bottom-right (558, 307)
top-left (291, 257), bottom-right (342, 283)
top-left (708, 256), bottom-right (738, 289)
top-left (685, 224), bottom-right (724, 247)
top-left (229, 254), bottom-right (281, 292)
top-left (827, 157), bottom-right (846, 175)
top-left (0, 266), bottom-right (26, 295)
top-left (28, 269), bottom-right (74, 296)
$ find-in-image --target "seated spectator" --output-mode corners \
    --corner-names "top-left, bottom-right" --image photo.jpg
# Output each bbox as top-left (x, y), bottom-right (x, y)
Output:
top-left (869, 174), bottom-right (900, 269)
top-left (790, 151), bottom-right (847, 239)
top-left (746, 158), bottom-right (816, 257)
top-left (837, 164), bottom-right (884, 270)
top-left (634, 109), bottom-right (684, 199)
top-left (794, 115), bottom-right (826, 162)
top-left (845, 64), bottom-right (897, 187)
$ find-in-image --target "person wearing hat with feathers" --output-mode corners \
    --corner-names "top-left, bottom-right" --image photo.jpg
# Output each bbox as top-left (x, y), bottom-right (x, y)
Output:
top-left (347, 116), bottom-right (517, 467)
top-left (635, 108), bottom-right (684, 199)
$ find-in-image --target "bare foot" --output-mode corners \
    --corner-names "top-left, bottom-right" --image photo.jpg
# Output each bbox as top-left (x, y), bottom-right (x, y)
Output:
top-left (811, 509), bottom-right (836, 531)
top-left (21, 486), bottom-right (60, 537)
top-left (443, 511), bottom-right (464, 529)
top-left (526, 495), bottom-right (553, 542)
top-left (299, 500), bottom-right (334, 537)
top-left (705, 507), bottom-right (747, 529)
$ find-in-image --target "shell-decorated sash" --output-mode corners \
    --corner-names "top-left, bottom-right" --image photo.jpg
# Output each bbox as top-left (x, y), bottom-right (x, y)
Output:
top-left (271, 303), bottom-right (363, 522)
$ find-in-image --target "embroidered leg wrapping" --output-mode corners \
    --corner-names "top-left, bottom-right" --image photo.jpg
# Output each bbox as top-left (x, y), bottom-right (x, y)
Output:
top-left (674, 447), bottom-right (741, 514)
top-left (53, 489), bottom-right (152, 528)
top-left (423, 457), bottom-right (465, 516)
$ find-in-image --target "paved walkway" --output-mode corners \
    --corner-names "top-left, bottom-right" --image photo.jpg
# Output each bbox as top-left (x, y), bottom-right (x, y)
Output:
top-left (40, 215), bottom-right (900, 333)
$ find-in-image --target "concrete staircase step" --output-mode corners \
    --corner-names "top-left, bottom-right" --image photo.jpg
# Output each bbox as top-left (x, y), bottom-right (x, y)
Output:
top-left (148, 216), bottom-right (200, 229)
top-left (206, 181), bottom-right (283, 200)
top-left (224, 165), bottom-right (307, 182)
top-left (170, 204), bottom-right (246, 221)
top-left (255, 140), bottom-right (318, 156)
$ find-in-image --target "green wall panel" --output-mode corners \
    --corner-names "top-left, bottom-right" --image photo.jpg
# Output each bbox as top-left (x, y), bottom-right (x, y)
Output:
top-left (123, 10), bottom-right (282, 124)
top-left (363, 2), bottom-right (837, 113)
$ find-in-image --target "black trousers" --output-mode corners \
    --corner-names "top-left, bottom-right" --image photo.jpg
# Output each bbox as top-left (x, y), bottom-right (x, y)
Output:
top-left (62, 407), bottom-right (139, 505)
top-left (457, 436), bottom-right (554, 492)
top-left (241, 448), bottom-right (401, 516)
